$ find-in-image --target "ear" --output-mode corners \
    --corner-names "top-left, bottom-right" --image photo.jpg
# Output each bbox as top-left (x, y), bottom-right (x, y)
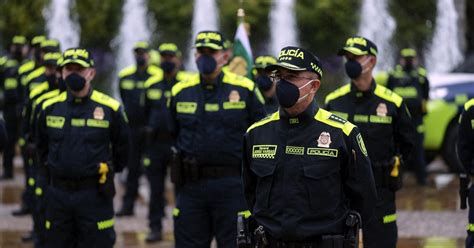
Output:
top-left (86, 68), bottom-right (96, 81)
top-left (310, 79), bottom-right (321, 93)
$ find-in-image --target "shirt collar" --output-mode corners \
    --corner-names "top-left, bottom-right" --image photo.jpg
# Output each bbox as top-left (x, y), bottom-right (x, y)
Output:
top-left (350, 79), bottom-right (376, 98)
top-left (67, 87), bottom-right (93, 103)
top-left (280, 100), bottom-right (318, 125)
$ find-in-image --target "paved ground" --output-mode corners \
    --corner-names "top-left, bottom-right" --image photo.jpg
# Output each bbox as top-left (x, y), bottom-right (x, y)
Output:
top-left (0, 156), bottom-right (468, 247)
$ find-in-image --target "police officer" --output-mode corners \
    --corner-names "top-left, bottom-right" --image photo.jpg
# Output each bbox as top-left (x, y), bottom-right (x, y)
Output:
top-left (116, 41), bottom-right (162, 216)
top-left (386, 48), bottom-right (429, 185)
top-left (242, 46), bottom-right (376, 248)
top-left (141, 42), bottom-right (190, 242)
top-left (18, 35), bottom-right (46, 98)
top-left (253, 55), bottom-right (278, 113)
top-left (170, 30), bottom-right (266, 247)
top-left (35, 48), bottom-right (129, 247)
top-left (0, 35), bottom-right (29, 180)
top-left (457, 98), bottom-right (474, 248)
top-left (325, 36), bottom-right (415, 248)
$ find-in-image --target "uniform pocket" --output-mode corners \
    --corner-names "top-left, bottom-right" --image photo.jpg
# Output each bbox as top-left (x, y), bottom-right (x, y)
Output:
top-left (250, 160), bottom-right (276, 209)
top-left (302, 159), bottom-right (341, 215)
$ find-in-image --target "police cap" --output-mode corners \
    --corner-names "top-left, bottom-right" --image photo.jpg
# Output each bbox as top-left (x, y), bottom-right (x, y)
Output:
top-left (266, 46), bottom-right (323, 79)
top-left (133, 41), bottom-right (150, 52)
top-left (158, 43), bottom-right (181, 56)
top-left (400, 48), bottom-right (416, 58)
top-left (12, 35), bottom-right (27, 45)
top-left (43, 52), bottom-right (62, 66)
top-left (194, 31), bottom-right (225, 50)
top-left (41, 39), bottom-right (61, 53)
top-left (31, 35), bottom-right (46, 46)
top-left (60, 48), bottom-right (94, 68)
top-left (338, 36), bottom-right (378, 57)
top-left (254, 55), bottom-right (277, 69)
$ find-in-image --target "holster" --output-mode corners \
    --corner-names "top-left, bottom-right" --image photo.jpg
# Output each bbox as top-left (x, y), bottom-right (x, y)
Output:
top-left (98, 163), bottom-right (115, 198)
top-left (344, 211), bottom-right (362, 248)
top-left (388, 156), bottom-right (403, 192)
top-left (170, 147), bottom-right (185, 187)
top-left (374, 156), bottom-right (402, 192)
top-left (460, 173), bottom-right (470, 210)
top-left (237, 214), bottom-right (253, 248)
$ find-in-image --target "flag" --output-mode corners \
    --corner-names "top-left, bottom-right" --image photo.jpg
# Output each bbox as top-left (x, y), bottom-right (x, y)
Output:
top-left (230, 22), bottom-right (254, 78)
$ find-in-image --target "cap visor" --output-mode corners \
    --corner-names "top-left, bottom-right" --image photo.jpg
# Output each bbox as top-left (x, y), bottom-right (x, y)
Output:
top-left (337, 47), bottom-right (368, 56)
top-left (60, 59), bottom-right (91, 68)
top-left (194, 43), bottom-right (223, 50)
top-left (160, 51), bottom-right (177, 56)
top-left (265, 62), bottom-right (306, 72)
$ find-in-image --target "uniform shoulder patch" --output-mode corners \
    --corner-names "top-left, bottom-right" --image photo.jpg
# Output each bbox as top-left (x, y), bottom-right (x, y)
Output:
top-left (417, 67), bottom-right (427, 76)
top-left (19, 60), bottom-right (35, 74)
top-left (144, 73), bottom-right (164, 88)
top-left (246, 111), bottom-right (280, 133)
top-left (171, 73), bottom-right (200, 97)
top-left (29, 81), bottom-right (49, 99)
top-left (465, 99), bottom-right (474, 111)
top-left (90, 90), bottom-right (121, 112)
top-left (25, 66), bottom-right (45, 85)
top-left (147, 65), bottom-right (163, 75)
top-left (374, 84), bottom-right (402, 108)
top-left (118, 65), bottom-right (137, 78)
top-left (222, 70), bottom-right (255, 91)
top-left (325, 84), bottom-right (351, 104)
top-left (315, 108), bottom-right (355, 136)
top-left (42, 91), bottom-right (67, 110)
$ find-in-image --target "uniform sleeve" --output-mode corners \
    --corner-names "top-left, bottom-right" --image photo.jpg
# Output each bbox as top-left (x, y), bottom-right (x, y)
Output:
top-left (242, 132), bottom-right (257, 212)
top-left (394, 102), bottom-right (416, 161)
top-left (343, 127), bottom-right (377, 224)
top-left (248, 86), bottom-right (266, 124)
top-left (35, 107), bottom-right (49, 166)
top-left (111, 106), bottom-right (130, 172)
top-left (457, 108), bottom-right (474, 174)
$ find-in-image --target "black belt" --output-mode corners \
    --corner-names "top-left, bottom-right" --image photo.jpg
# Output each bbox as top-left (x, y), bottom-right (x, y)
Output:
top-left (267, 235), bottom-right (344, 248)
top-left (50, 176), bottom-right (98, 191)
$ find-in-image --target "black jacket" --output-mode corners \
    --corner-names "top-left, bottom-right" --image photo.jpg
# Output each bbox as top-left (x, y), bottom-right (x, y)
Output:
top-left (243, 101), bottom-right (376, 241)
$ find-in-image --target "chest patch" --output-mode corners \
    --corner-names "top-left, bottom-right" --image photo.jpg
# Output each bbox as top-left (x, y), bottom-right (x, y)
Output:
top-left (317, 132), bottom-right (331, 148)
top-left (376, 103), bottom-right (388, 117)
top-left (229, 90), bottom-right (240, 102)
top-left (93, 107), bottom-right (105, 120)
top-left (252, 145), bottom-right (277, 159)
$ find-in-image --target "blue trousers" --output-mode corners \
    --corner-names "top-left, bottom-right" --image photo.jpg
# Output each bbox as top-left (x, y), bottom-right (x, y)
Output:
top-left (466, 186), bottom-right (474, 248)
top-left (364, 187), bottom-right (397, 248)
top-left (121, 127), bottom-right (144, 211)
top-left (44, 187), bottom-right (115, 248)
top-left (174, 176), bottom-right (246, 248)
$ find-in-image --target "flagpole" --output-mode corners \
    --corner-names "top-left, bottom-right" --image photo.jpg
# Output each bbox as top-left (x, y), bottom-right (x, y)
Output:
top-left (237, 0), bottom-right (245, 24)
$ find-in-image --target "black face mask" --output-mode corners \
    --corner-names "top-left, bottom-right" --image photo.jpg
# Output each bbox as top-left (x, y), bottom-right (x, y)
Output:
top-left (65, 73), bottom-right (86, 92)
top-left (403, 60), bottom-right (414, 71)
top-left (12, 48), bottom-right (23, 61)
top-left (255, 75), bottom-right (273, 92)
top-left (196, 55), bottom-right (217, 75)
top-left (58, 76), bottom-right (67, 91)
top-left (276, 79), bottom-right (313, 108)
top-left (136, 57), bottom-right (146, 66)
top-left (34, 49), bottom-right (42, 61)
top-left (161, 61), bottom-right (176, 73)
top-left (46, 74), bottom-right (57, 86)
top-left (344, 60), bottom-right (363, 79)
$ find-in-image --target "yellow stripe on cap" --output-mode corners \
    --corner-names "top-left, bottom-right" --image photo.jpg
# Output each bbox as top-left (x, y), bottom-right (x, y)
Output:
top-left (400, 48), bottom-right (416, 57)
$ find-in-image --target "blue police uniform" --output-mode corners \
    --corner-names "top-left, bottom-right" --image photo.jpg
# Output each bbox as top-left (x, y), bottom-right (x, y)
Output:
top-left (170, 69), bottom-right (266, 247)
top-left (117, 62), bottom-right (162, 214)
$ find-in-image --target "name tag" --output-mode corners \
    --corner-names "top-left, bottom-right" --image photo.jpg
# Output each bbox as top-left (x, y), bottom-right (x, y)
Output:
top-left (176, 102), bottom-right (197, 114)
top-left (307, 148), bottom-right (338, 158)
top-left (252, 145), bottom-right (277, 159)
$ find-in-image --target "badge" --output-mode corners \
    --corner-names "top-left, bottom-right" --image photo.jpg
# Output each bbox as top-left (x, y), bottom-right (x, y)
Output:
top-left (317, 132), bottom-right (331, 148)
top-left (376, 103), bottom-right (388, 117)
top-left (93, 107), bottom-right (105, 120)
top-left (229, 90), bottom-right (240, 102)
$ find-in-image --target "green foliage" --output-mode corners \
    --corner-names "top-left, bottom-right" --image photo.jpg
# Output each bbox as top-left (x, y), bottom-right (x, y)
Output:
top-left (295, 0), bottom-right (361, 58)
top-left (0, 0), bottom-right (49, 49)
top-left (74, 0), bottom-right (124, 50)
top-left (389, 0), bottom-right (436, 55)
top-left (148, 0), bottom-right (194, 52)
top-left (218, 0), bottom-right (272, 55)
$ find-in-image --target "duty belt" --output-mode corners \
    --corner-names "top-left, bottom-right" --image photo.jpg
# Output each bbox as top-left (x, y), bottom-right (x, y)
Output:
top-left (267, 235), bottom-right (344, 248)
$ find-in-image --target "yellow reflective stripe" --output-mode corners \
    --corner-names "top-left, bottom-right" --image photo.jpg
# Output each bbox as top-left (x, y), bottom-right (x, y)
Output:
top-left (354, 114), bottom-right (369, 123)
top-left (45, 220), bottom-right (51, 230)
top-left (87, 119), bottom-right (109, 128)
top-left (238, 210), bottom-right (252, 219)
top-left (71, 118), bottom-right (85, 127)
top-left (25, 66), bottom-right (46, 86)
top-left (471, 120), bottom-right (474, 129)
top-left (18, 138), bottom-right (26, 146)
top-left (172, 74), bottom-right (200, 96)
top-left (247, 111), bottom-right (280, 133)
top-left (35, 187), bottom-right (43, 196)
top-left (369, 115), bottom-right (392, 124)
top-left (374, 84), bottom-right (402, 108)
top-left (325, 84), bottom-right (351, 104)
top-left (173, 208), bottom-right (180, 217)
top-left (120, 80), bottom-right (135, 90)
top-left (28, 177), bottom-right (35, 186)
top-left (255, 87), bottom-right (265, 104)
top-left (314, 108), bottom-right (355, 136)
top-left (118, 65), bottom-right (136, 78)
top-left (90, 90), bottom-right (120, 112)
top-left (393, 86), bottom-right (418, 98)
top-left (383, 214), bottom-right (397, 224)
top-left (5, 78), bottom-right (18, 89)
top-left (143, 157), bottom-right (151, 167)
top-left (147, 89), bottom-right (162, 100)
top-left (467, 224), bottom-right (474, 231)
top-left (42, 92), bottom-right (68, 110)
top-left (464, 99), bottom-right (474, 111)
top-left (331, 111), bottom-right (348, 120)
top-left (223, 101), bottom-right (246, 109)
top-left (176, 102), bottom-right (197, 114)
top-left (97, 218), bottom-right (115, 230)
top-left (30, 82), bottom-right (49, 99)
top-left (46, 116), bottom-right (65, 128)
top-left (205, 103), bottom-right (219, 112)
